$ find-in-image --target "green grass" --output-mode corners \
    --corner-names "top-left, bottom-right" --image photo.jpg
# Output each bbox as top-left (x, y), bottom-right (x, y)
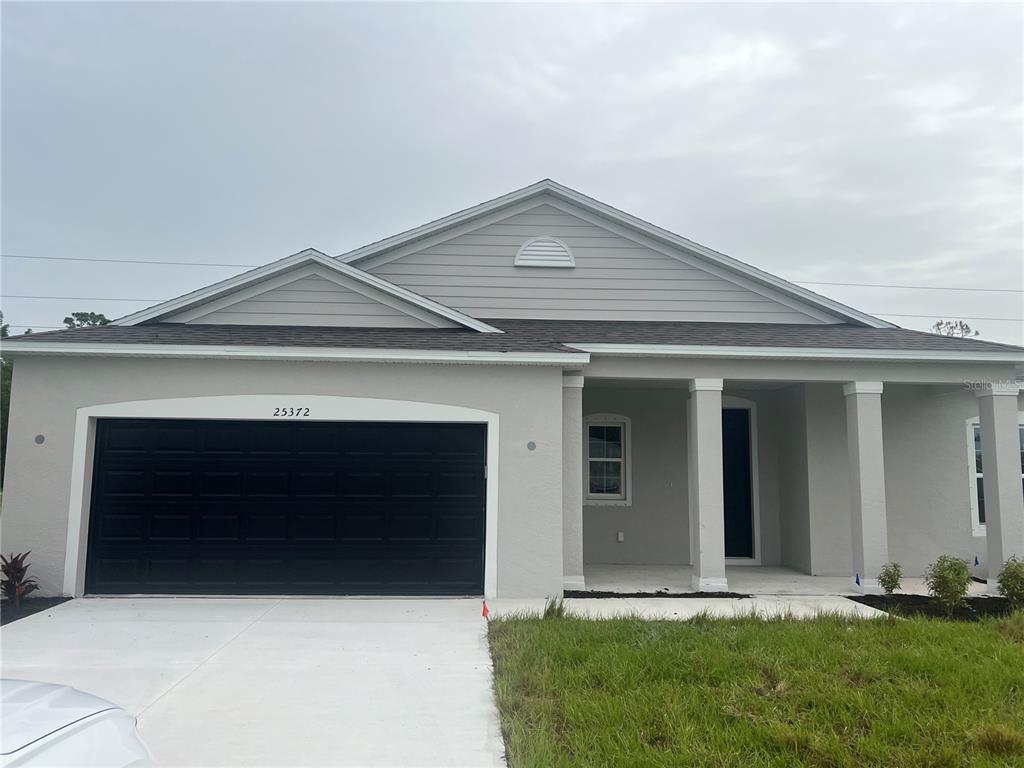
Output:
top-left (488, 611), bottom-right (1024, 767)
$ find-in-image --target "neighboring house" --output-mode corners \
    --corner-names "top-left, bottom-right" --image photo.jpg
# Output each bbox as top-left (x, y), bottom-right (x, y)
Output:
top-left (2, 180), bottom-right (1023, 599)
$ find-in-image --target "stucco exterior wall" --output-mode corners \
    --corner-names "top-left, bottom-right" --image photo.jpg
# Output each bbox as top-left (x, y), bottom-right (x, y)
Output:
top-left (582, 386), bottom-right (689, 565)
top-left (882, 386), bottom-right (1024, 577)
top-left (581, 385), bottom-right (785, 567)
top-left (1, 356), bottom-right (565, 598)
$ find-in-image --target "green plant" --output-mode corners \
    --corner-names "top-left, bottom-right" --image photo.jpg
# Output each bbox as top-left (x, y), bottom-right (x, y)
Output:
top-left (997, 556), bottom-right (1024, 610)
top-left (542, 596), bottom-right (567, 619)
top-left (1, 551), bottom-right (39, 609)
top-left (924, 555), bottom-right (971, 617)
top-left (878, 562), bottom-right (903, 597)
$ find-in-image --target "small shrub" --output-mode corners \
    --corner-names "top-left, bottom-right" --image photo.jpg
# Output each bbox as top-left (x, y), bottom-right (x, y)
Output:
top-left (1, 552), bottom-right (40, 609)
top-left (878, 562), bottom-right (903, 596)
top-left (924, 555), bottom-right (971, 616)
top-left (997, 556), bottom-right (1024, 610)
top-left (542, 596), bottom-right (567, 619)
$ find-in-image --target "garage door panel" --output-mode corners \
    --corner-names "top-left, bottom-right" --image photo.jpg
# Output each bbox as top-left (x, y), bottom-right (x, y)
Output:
top-left (150, 512), bottom-right (193, 541)
top-left (200, 471), bottom-right (243, 497)
top-left (248, 471), bottom-right (290, 497)
top-left (86, 419), bottom-right (486, 595)
top-left (339, 511), bottom-right (386, 541)
top-left (153, 470), bottom-right (195, 496)
top-left (198, 513), bottom-right (241, 541)
top-left (248, 512), bottom-right (289, 541)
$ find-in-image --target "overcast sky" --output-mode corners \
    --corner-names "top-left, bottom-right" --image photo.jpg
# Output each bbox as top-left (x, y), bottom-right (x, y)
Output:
top-left (2, 2), bottom-right (1021, 342)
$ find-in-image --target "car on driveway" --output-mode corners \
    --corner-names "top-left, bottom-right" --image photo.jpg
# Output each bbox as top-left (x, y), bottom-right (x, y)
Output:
top-left (1, 679), bottom-right (152, 767)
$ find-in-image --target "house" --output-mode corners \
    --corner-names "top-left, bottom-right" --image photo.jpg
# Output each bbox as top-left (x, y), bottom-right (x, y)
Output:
top-left (3, 180), bottom-right (1023, 599)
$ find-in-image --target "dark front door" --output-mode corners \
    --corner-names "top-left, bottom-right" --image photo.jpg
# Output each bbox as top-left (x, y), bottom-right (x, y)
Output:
top-left (722, 408), bottom-right (754, 559)
top-left (85, 418), bottom-right (487, 595)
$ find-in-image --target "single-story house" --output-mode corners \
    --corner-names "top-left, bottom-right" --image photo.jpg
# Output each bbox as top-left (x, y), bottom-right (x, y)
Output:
top-left (3, 180), bottom-right (1022, 599)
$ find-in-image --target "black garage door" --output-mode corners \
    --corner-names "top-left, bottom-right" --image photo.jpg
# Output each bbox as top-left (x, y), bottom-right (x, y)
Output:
top-left (86, 418), bottom-right (486, 595)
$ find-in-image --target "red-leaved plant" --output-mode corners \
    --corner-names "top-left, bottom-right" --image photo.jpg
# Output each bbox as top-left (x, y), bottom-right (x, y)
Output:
top-left (1, 552), bottom-right (40, 609)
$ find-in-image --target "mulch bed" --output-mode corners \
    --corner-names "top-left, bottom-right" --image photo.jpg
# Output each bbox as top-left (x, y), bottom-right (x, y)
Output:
top-left (0, 597), bottom-right (71, 626)
top-left (849, 593), bottom-right (1014, 621)
top-left (564, 589), bottom-right (751, 599)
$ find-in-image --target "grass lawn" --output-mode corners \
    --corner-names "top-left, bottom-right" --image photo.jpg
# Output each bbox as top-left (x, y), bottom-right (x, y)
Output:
top-left (488, 612), bottom-right (1024, 767)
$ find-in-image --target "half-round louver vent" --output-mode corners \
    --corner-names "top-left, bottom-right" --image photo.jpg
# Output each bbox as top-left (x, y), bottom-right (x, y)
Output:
top-left (514, 236), bottom-right (575, 268)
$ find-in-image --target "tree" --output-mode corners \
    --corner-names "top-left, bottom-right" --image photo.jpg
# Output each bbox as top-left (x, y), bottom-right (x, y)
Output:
top-left (931, 319), bottom-right (979, 338)
top-left (1, 312), bottom-right (36, 486)
top-left (64, 311), bottom-right (110, 329)
top-left (1, 311), bottom-right (12, 485)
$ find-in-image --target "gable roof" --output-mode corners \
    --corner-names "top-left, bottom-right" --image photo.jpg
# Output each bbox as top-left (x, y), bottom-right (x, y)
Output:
top-left (340, 180), bottom-right (895, 329)
top-left (112, 248), bottom-right (504, 333)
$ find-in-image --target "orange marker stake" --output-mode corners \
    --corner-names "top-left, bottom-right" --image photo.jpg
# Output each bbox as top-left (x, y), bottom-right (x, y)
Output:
top-left (482, 600), bottom-right (490, 620)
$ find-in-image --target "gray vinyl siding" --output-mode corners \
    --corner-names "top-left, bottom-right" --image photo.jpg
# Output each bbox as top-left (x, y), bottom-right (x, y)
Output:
top-left (370, 204), bottom-right (827, 323)
top-left (180, 275), bottom-right (439, 328)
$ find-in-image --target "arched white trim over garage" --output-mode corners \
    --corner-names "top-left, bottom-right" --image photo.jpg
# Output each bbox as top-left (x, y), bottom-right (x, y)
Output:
top-left (63, 394), bottom-right (500, 597)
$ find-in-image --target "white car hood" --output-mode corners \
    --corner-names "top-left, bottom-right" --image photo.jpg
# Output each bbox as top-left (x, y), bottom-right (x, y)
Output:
top-left (0, 679), bottom-right (119, 755)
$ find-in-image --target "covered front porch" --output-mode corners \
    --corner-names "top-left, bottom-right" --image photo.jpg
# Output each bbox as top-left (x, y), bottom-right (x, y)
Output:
top-left (560, 358), bottom-right (1024, 597)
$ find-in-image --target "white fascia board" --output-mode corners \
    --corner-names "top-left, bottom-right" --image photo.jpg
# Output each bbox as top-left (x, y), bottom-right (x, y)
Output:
top-left (3, 342), bottom-right (589, 366)
top-left (112, 248), bottom-right (503, 334)
top-left (566, 343), bottom-right (1024, 364)
top-left (338, 180), bottom-right (894, 329)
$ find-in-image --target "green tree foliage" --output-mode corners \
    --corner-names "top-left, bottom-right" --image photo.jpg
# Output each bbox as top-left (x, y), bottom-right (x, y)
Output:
top-left (63, 311), bottom-right (111, 328)
top-left (1, 311), bottom-right (45, 485)
top-left (931, 319), bottom-right (979, 338)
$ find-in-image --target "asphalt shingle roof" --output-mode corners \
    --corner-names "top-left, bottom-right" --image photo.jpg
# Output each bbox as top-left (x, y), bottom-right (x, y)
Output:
top-left (4, 319), bottom-right (1022, 355)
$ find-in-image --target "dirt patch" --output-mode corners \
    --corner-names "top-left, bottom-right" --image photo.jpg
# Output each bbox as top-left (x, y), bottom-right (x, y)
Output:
top-left (1, 597), bottom-right (71, 626)
top-left (849, 593), bottom-right (1013, 620)
top-left (564, 590), bottom-right (751, 599)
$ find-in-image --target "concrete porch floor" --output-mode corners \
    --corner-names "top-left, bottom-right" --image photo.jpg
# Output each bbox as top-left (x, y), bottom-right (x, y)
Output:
top-left (583, 564), bottom-right (991, 597)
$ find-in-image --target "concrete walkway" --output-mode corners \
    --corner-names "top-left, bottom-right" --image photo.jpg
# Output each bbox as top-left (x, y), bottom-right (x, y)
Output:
top-left (1, 599), bottom-right (505, 767)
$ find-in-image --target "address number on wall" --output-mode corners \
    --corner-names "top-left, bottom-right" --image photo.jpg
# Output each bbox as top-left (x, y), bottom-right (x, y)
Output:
top-left (273, 407), bottom-right (311, 417)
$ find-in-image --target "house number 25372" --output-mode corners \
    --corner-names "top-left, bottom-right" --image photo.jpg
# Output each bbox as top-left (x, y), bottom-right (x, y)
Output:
top-left (273, 407), bottom-right (311, 417)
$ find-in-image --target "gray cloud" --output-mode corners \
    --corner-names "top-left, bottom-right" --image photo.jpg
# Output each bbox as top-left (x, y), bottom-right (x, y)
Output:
top-left (2, 2), bottom-right (1020, 342)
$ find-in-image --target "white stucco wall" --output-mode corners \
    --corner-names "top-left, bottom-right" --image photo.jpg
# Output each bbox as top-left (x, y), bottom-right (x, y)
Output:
top-left (1, 356), bottom-right (566, 598)
top-left (581, 385), bottom-right (784, 567)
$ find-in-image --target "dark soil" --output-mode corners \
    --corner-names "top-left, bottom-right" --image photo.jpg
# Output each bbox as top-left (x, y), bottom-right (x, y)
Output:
top-left (564, 589), bottom-right (751, 599)
top-left (0, 597), bottom-right (71, 626)
top-left (850, 593), bottom-right (1014, 621)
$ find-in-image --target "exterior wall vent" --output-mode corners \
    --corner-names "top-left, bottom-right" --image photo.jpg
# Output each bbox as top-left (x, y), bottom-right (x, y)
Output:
top-left (514, 236), bottom-right (575, 268)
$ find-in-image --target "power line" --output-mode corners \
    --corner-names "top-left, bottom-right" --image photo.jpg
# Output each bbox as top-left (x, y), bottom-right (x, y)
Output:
top-left (2, 252), bottom-right (1022, 294)
top-left (872, 313), bottom-right (1022, 322)
top-left (1, 253), bottom-right (257, 268)
top-left (2, 294), bottom-right (160, 302)
top-left (799, 280), bottom-right (1024, 294)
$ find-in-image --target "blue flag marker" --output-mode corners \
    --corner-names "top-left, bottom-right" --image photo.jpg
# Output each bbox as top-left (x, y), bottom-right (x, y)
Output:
top-left (975, 555), bottom-right (980, 567)
top-left (855, 573), bottom-right (861, 586)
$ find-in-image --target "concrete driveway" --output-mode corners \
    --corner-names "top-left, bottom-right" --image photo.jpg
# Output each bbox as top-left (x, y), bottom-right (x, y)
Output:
top-left (0, 598), bottom-right (505, 767)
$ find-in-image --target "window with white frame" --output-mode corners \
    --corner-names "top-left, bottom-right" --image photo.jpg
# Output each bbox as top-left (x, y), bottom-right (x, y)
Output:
top-left (968, 416), bottom-right (1024, 532)
top-left (585, 415), bottom-right (630, 504)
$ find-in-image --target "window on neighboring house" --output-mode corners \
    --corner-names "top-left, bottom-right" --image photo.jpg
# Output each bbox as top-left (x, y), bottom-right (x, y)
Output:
top-left (969, 418), bottom-right (1024, 532)
top-left (586, 416), bottom-right (630, 504)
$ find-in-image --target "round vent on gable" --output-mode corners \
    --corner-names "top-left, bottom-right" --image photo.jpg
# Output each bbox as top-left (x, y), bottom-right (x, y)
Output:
top-left (514, 236), bottom-right (575, 268)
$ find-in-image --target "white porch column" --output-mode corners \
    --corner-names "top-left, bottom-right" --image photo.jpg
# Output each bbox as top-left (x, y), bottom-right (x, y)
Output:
top-left (842, 381), bottom-right (890, 593)
top-left (977, 382), bottom-right (1024, 593)
top-left (688, 378), bottom-right (728, 591)
top-left (562, 370), bottom-right (586, 591)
